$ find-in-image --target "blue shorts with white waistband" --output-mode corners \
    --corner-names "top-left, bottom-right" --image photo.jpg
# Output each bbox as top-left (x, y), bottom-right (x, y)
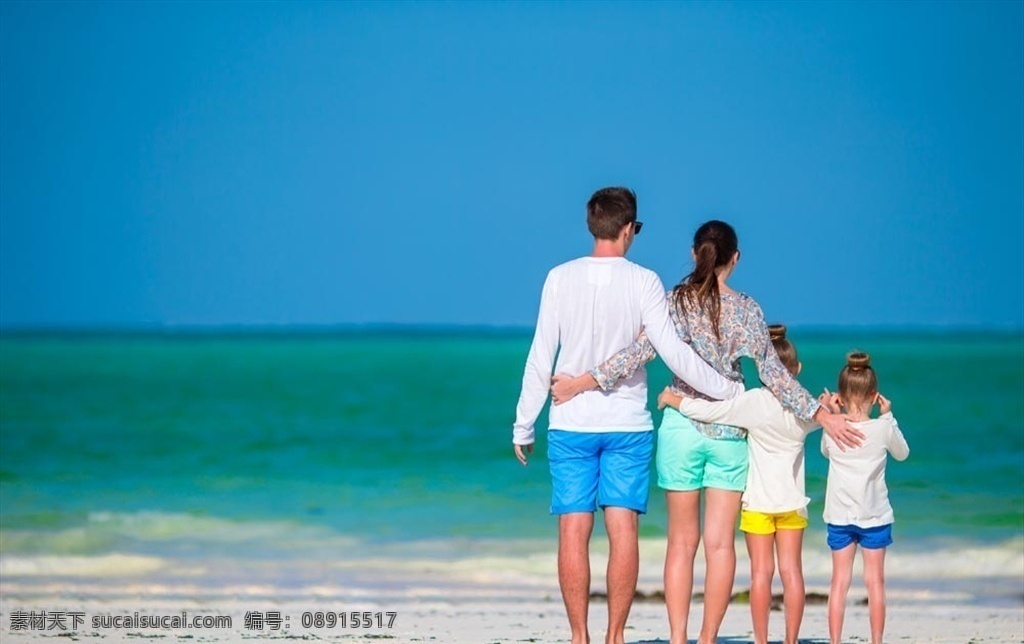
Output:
top-left (547, 429), bottom-right (654, 515)
top-left (826, 523), bottom-right (893, 550)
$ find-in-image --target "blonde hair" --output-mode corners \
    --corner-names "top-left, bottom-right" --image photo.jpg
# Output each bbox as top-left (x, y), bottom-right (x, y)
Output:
top-left (768, 324), bottom-right (799, 376)
top-left (838, 351), bottom-right (878, 403)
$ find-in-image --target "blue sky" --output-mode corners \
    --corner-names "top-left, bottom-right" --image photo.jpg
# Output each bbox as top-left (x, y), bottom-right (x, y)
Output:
top-left (1, 1), bottom-right (1021, 329)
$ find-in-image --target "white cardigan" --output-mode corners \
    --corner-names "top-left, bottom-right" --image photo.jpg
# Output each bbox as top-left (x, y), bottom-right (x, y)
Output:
top-left (821, 412), bottom-right (910, 527)
top-left (679, 388), bottom-right (818, 515)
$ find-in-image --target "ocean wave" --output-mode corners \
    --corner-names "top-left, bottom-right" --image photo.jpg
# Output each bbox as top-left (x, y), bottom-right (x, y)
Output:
top-left (639, 536), bottom-right (1024, 583)
top-left (1, 511), bottom-right (358, 556)
top-left (85, 511), bottom-right (350, 545)
top-left (2, 536), bottom-right (1020, 606)
top-left (0, 554), bottom-right (165, 577)
top-left (4, 513), bottom-right (1020, 582)
top-left (334, 535), bottom-right (1024, 579)
top-left (2, 513), bottom-right (1020, 604)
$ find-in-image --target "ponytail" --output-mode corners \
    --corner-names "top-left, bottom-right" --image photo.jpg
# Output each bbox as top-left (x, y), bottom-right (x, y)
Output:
top-left (672, 220), bottom-right (738, 339)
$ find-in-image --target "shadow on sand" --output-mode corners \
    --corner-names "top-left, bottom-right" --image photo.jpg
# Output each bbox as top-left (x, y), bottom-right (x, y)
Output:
top-left (630, 634), bottom-right (831, 638)
top-left (618, 588), bottom-right (835, 644)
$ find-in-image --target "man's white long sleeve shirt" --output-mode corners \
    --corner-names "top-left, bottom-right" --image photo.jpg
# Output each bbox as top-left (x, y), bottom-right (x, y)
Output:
top-left (513, 256), bottom-right (744, 445)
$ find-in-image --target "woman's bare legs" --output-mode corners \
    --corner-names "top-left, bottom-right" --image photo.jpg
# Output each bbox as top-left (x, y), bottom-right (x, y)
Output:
top-left (664, 490), bottom-right (700, 644)
top-left (862, 547), bottom-right (887, 644)
top-left (775, 528), bottom-right (805, 644)
top-left (698, 488), bottom-right (742, 643)
top-left (828, 543), bottom-right (857, 644)
top-left (744, 532), bottom-right (775, 644)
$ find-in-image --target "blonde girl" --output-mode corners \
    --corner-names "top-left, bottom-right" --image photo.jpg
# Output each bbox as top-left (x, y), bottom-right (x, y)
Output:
top-left (820, 352), bottom-right (910, 644)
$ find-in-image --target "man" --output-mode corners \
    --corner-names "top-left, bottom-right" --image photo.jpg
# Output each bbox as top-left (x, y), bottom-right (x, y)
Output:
top-left (512, 187), bottom-right (744, 644)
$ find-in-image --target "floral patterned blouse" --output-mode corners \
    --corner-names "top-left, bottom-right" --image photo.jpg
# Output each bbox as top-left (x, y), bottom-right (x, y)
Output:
top-left (589, 290), bottom-right (820, 440)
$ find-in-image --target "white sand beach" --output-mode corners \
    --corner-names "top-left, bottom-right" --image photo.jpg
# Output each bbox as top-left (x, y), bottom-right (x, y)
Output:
top-left (3, 535), bottom-right (1022, 643)
top-left (0, 595), bottom-right (1022, 643)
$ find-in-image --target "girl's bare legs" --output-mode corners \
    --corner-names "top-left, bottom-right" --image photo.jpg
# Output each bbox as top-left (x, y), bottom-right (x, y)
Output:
top-left (744, 532), bottom-right (775, 644)
top-left (828, 544), bottom-right (857, 644)
top-left (664, 490), bottom-right (700, 644)
top-left (775, 528), bottom-right (806, 644)
top-left (862, 547), bottom-right (887, 644)
top-left (698, 488), bottom-right (742, 644)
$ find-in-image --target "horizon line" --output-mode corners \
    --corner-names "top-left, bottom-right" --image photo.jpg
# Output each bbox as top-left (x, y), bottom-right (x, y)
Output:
top-left (1, 321), bottom-right (1022, 338)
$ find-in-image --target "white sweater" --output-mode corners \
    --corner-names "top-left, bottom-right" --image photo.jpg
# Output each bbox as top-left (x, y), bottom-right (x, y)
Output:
top-left (821, 412), bottom-right (910, 527)
top-left (679, 388), bottom-right (819, 515)
top-left (512, 256), bottom-right (744, 445)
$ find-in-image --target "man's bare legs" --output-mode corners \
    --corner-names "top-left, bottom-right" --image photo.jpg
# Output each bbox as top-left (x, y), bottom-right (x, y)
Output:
top-left (559, 512), bottom-right (595, 644)
top-left (744, 532), bottom-right (775, 644)
top-left (775, 528), bottom-right (805, 644)
top-left (664, 490), bottom-right (700, 644)
top-left (828, 543), bottom-right (856, 644)
top-left (604, 507), bottom-right (639, 644)
top-left (698, 488), bottom-right (742, 644)
top-left (862, 547), bottom-right (887, 644)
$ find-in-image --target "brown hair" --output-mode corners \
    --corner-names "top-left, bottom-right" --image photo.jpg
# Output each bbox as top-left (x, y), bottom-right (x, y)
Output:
top-left (768, 324), bottom-right (799, 376)
top-left (586, 187), bottom-right (638, 240)
top-left (672, 220), bottom-right (738, 339)
top-left (838, 351), bottom-right (878, 402)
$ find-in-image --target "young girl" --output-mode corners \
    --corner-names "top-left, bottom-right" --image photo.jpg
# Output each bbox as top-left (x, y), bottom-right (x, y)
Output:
top-left (820, 352), bottom-right (910, 644)
top-left (658, 324), bottom-right (824, 644)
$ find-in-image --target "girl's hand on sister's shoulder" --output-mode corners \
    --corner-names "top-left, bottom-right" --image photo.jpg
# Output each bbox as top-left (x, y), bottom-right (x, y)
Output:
top-left (876, 393), bottom-right (892, 415)
top-left (657, 386), bottom-right (683, 411)
top-left (819, 388), bottom-right (841, 414)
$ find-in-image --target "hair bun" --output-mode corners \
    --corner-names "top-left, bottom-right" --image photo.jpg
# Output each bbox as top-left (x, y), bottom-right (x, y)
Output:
top-left (768, 324), bottom-right (787, 341)
top-left (846, 351), bottom-right (871, 371)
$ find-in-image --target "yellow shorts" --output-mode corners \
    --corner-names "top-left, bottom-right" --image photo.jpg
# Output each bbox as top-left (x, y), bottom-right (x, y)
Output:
top-left (740, 509), bottom-right (808, 534)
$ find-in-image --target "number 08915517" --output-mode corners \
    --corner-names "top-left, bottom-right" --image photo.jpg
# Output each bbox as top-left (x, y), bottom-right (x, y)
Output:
top-left (300, 611), bottom-right (397, 629)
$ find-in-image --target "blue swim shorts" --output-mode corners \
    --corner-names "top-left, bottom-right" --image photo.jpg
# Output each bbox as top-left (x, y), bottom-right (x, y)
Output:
top-left (547, 430), bottom-right (654, 515)
top-left (826, 523), bottom-right (894, 550)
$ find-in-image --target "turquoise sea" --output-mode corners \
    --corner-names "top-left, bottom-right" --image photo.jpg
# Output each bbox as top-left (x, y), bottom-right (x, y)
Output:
top-left (1, 329), bottom-right (1022, 604)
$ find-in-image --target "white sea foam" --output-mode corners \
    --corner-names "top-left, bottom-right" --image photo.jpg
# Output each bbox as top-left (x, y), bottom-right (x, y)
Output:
top-left (0, 554), bottom-right (165, 577)
top-left (2, 513), bottom-right (1020, 606)
top-left (9, 512), bottom-right (1019, 584)
top-left (1, 511), bottom-right (358, 556)
top-left (84, 511), bottom-right (355, 547)
top-left (642, 536), bottom-right (1024, 586)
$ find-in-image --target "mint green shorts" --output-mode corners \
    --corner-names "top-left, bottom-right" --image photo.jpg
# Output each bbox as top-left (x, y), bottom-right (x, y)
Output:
top-left (656, 407), bottom-right (748, 492)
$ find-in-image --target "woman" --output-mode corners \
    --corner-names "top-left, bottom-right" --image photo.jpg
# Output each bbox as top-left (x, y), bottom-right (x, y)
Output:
top-left (552, 220), bottom-right (860, 644)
